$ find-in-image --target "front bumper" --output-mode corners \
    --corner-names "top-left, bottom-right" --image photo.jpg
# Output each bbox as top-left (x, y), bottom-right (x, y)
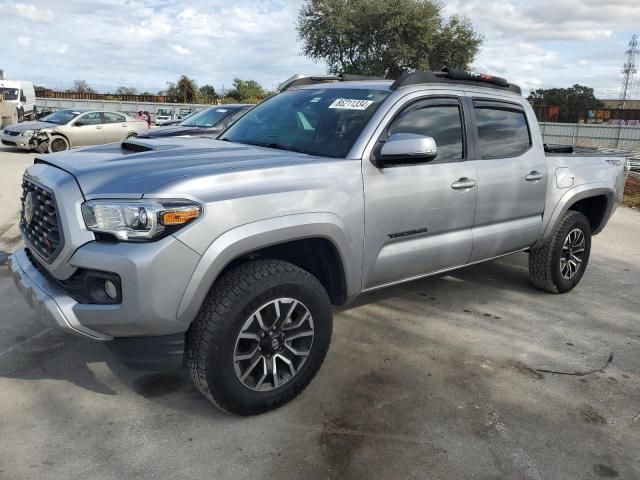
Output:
top-left (10, 235), bottom-right (201, 340)
top-left (1, 132), bottom-right (32, 150)
top-left (9, 248), bottom-right (111, 340)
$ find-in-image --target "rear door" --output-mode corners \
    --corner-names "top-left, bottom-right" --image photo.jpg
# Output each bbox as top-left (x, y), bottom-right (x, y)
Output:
top-left (467, 97), bottom-right (547, 261)
top-left (71, 112), bottom-right (104, 146)
top-left (101, 112), bottom-right (129, 142)
top-left (362, 92), bottom-right (479, 289)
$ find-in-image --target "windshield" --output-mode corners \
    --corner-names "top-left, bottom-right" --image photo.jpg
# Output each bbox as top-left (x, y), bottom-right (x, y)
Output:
top-left (41, 109), bottom-right (80, 125)
top-left (220, 88), bottom-right (390, 158)
top-left (157, 109), bottom-right (172, 116)
top-left (180, 107), bottom-right (234, 127)
top-left (0, 88), bottom-right (19, 101)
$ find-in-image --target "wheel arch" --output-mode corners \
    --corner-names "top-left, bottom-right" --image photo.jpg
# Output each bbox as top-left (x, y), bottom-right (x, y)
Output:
top-left (49, 132), bottom-right (71, 148)
top-left (537, 185), bottom-right (615, 246)
top-left (177, 214), bottom-right (360, 323)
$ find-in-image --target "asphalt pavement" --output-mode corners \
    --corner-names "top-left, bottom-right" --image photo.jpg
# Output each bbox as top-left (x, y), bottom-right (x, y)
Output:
top-left (0, 145), bottom-right (638, 479)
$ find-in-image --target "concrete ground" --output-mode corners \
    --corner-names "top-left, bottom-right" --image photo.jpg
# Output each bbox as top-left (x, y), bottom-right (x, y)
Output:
top-left (0, 145), bottom-right (638, 479)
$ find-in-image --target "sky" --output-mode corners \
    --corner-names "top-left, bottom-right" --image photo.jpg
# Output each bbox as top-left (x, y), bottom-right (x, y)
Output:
top-left (0, 0), bottom-right (638, 98)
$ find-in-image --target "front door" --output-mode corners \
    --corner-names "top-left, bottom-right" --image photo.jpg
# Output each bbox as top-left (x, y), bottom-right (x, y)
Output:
top-left (362, 94), bottom-right (479, 290)
top-left (72, 112), bottom-right (104, 146)
top-left (466, 97), bottom-right (547, 261)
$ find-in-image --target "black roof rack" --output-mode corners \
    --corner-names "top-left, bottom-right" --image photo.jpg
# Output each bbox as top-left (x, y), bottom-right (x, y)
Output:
top-left (278, 74), bottom-right (386, 91)
top-left (391, 68), bottom-right (522, 94)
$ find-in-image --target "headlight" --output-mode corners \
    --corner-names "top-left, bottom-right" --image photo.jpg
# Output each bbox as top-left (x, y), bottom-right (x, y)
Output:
top-left (21, 130), bottom-right (36, 137)
top-left (81, 200), bottom-right (202, 241)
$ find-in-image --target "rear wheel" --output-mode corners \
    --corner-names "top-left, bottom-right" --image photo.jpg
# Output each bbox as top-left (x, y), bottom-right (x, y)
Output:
top-left (48, 136), bottom-right (69, 153)
top-left (186, 259), bottom-right (333, 415)
top-left (529, 210), bottom-right (591, 293)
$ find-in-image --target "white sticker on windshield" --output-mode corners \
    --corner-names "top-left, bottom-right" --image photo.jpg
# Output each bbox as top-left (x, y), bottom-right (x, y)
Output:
top-left (310, 97), bottom-right (322, 103)
top-left (328, 98), bottom-right (374, 110)
top-left (216, 109), bottom-right (228, 113)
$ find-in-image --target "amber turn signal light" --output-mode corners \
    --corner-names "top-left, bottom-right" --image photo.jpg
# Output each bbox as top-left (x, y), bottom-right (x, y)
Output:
top-left (161, 207), bottom-right (201, 225)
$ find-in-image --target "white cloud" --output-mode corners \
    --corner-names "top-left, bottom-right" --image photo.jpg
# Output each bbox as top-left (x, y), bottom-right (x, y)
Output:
top-left (170, 44), bottom-right (192, 56)
top-left (0, 0), bottom-right (634, 99)
top-left (10, 2), bottom-right (53, 21)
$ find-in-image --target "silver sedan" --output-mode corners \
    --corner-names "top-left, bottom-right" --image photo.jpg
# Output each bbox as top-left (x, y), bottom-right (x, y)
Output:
top-left (0, 109), bottom-right (148, 152)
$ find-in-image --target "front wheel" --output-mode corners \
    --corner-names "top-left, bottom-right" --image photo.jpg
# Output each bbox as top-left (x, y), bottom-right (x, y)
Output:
top-left (186, 259), bottom-right (333, 415)
top-left (529, 210), bottom-right (592, 293)
top-left (48, 136), bottom-right (69, 153)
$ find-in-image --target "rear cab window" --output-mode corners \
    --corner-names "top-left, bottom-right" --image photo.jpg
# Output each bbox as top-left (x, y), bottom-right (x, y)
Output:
top-left (473, 100), bottom-right (531, 159)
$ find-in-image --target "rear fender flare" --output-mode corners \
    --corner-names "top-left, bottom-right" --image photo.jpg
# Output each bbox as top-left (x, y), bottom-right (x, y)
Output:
top-left (535, 184), bottom-right (615, 247)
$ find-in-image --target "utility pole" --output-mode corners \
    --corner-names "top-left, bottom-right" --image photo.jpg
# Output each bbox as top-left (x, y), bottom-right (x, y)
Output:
top-left (620, 33), bottom-right (639, 109)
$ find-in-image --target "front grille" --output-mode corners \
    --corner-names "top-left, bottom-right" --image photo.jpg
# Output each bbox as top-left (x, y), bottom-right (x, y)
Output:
top-left (20, 177), bottom-right (64, 263)
top-left (4, 130), bottom-right (20, 136)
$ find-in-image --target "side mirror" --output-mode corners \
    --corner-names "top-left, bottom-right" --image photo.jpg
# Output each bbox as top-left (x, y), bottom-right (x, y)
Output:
top-left (74, 121), bottom-right (83, 127)
top-left (20, 95), bottom-right (27, 103)
top-left (373, 133), bottom-right (437, 167)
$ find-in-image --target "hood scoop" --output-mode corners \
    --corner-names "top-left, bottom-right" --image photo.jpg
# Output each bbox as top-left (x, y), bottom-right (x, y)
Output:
top-left (121, 140), bottom-right (155, 153)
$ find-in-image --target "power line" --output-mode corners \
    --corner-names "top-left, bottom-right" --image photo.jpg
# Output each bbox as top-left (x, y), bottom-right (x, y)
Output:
top-left (620, 33), bottom-right (639, 108)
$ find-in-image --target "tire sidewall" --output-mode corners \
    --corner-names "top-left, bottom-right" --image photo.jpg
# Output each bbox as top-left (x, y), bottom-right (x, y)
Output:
top-left (550, 213), bottom-right (591, 293)
top-left (49, 136), bottom-right (69, 153)
top-left (205, 275), bottom-right (332, 412)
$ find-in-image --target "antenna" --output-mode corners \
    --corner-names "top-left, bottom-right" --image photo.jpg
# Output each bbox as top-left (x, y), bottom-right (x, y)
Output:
top-left (620, 33), bottom-right (639, 109)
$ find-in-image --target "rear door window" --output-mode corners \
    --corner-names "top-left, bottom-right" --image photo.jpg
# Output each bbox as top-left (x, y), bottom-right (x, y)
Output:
top-left (474, 102), bottom-right (531, 158)
top-left (102, 112), bottom-right (126, 123)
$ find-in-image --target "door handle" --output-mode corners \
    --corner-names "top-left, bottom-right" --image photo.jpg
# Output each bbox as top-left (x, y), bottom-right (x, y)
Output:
top-left (525, 171), bottom-right (544, 181)
top-left (451, 178), bottom-right (477, 190)
top-left (96, 126), bottom-right (103, 129)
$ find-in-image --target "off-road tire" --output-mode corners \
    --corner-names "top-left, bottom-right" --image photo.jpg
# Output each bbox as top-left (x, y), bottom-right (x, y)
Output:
top-left (529, 210), bottom-right (591, 293)
top-left (186, 259), bottom-right (333, 415)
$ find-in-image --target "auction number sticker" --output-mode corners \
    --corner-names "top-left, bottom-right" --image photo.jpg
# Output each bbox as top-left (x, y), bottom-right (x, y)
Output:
top-left (328, 98), bottom-right (374, 110)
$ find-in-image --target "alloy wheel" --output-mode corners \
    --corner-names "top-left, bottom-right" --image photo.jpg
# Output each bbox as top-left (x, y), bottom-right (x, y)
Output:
top-left (560, 227), bottom-right (586, 280)
top-left (233, 298), bottom-right (315, 391)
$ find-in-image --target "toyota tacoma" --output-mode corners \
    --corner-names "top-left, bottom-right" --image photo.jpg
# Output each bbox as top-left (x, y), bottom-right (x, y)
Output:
top-left (9, 69), bottom-right (630, 415)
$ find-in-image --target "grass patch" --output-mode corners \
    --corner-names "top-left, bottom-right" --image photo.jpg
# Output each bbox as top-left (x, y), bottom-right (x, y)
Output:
top-left (623, 192), bottom-right (640, 209)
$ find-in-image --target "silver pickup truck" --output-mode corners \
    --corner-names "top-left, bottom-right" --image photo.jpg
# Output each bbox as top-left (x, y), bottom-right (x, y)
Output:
top-left (9, 69), bottom-right (630, 415)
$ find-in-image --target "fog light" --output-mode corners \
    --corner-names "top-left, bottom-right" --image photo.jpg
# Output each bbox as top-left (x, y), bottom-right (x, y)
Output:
top-left (104, 280), bottom-right (118, 299)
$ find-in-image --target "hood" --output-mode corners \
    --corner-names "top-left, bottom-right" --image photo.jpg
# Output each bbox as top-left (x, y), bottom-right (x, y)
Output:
top-left (138, 125), bottom-right (221, 138)
top-left (5, 121), bottom-right (57, 132)
top-left (34, 137), bottom-right (333, 198)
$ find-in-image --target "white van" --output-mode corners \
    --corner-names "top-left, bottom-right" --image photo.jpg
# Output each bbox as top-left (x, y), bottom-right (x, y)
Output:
top-left (0, 80), bottom-right (36, 122)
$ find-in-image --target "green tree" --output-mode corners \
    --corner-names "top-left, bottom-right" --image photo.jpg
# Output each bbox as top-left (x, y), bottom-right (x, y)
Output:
top-left (297, 0), bottom-right (484, 78)
top-left (166, 75), bottom-right (198, 103)
top-left (226, 79), bottom-right (266, 102)
top-left (199, 84), bottom-right (217, 103)
top-left (528, 85), bottom-right (604, 122)
top-left (68, 79), bottom-right (96, 94)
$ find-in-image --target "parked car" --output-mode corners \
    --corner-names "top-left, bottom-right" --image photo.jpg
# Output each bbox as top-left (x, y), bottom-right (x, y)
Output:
top-left (1, 108), bottom-right (147, 152)
top-left (158, 109), bottom-right (199, 126)
top-left (155, 108), bottom-right (173, 125)
top-left (0, 79), bottom-right (36, 122)
top-left (138, 104), bottom-right (252, 139)
top-left (9, 69), bottom-right (630, 415)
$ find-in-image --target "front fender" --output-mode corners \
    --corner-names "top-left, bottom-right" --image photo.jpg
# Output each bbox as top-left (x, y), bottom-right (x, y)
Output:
top-left (175, 212), bottom-right (361, 323)
top-left (535, 183), bottom-right (617, 248)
